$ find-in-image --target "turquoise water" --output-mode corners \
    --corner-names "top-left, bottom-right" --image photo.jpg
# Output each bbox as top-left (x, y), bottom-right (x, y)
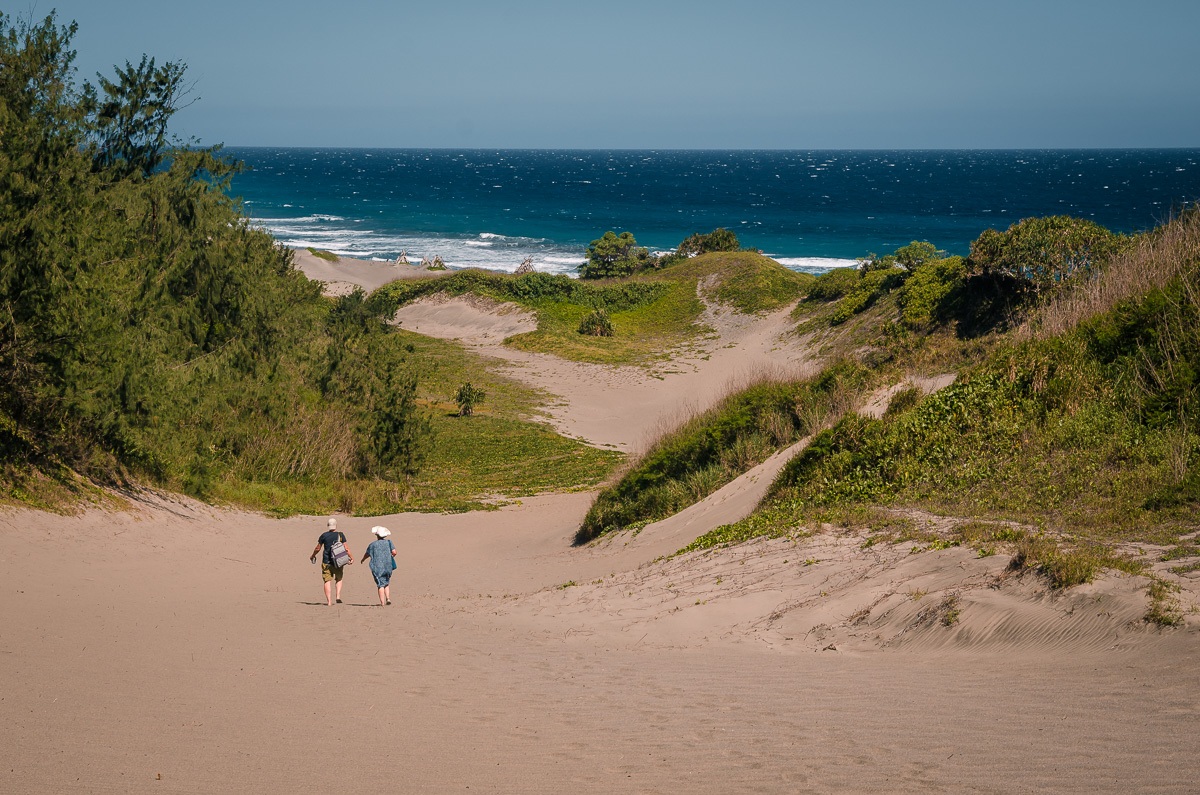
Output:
top-left (225, 148), bottom-right (1200, 275)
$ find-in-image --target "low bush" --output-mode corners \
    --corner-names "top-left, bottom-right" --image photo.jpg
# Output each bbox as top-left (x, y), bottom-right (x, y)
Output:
top-left (577, 310), bottom-right (614, 337)
top-left (677, 228), bottom-right (740, 257)
top-left (580, 231), bottom-right (651, 279)
top-left (454, 383), bottom-right (486, 416)
top-left (967, 215), bottom-right (1130, 298)
top-left (897, 256), bottom-right (966, 328)
top-left (807, 268), bottom-right (859, 301)
top-left (374, 269), bottom-right (669, 316)
top-left (831, 268), bottom-right (905, 325)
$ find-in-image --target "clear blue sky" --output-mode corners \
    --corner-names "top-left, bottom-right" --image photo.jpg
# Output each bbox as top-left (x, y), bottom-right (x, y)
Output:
top-left (31, 0), bottom-right (1200, 149)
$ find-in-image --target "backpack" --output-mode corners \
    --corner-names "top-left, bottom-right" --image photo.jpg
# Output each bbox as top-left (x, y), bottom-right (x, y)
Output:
top-left (330, 537), bottom-right (351, 567)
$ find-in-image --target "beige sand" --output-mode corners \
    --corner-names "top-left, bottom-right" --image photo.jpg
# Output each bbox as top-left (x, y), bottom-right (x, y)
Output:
top-left (395, 290), bottom-right (817, 451)
top-left (4, 261), bottom-right (1200, 793)
top-left (291, 247), bottom-right (448, 296)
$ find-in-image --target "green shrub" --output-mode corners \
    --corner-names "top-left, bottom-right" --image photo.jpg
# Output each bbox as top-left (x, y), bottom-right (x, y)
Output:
top-left (897, 256), bottom-right (966, 328)
top-left (580, 231), bottom-right (651, 279)
top-left (967, 216), bottom-right (1130, 297)
top-left (807, 268), bottom-right (859, 301)
top-left (831, 268), bottom-right (905, 325)
top-left (375, 269), bottom-right (667, 316)
top-left (454, 383), bottom-right (486, 416)
top-left (577, 310), bottom-right (614, 337)
top-left (677, 228), bottom-right (740, 257)
top-left (893, 241), bottom-right (943, 270)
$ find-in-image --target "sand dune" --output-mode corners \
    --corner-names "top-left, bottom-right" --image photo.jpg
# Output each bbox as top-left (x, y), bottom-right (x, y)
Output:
top-left (4, 263), bottom-right (1199, 793)
top-left (396, 290), bottom-right (816, 451)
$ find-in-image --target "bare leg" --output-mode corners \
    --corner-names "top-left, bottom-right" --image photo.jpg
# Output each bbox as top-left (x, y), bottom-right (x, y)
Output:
top-left (384, 584), bottom-right (391, 605)
top-left (377, 586), bottom-right (386, 607)
top-left (334, 578), bottom-right (344, 602)
top-left (323, 580), bottom-right (333, 606)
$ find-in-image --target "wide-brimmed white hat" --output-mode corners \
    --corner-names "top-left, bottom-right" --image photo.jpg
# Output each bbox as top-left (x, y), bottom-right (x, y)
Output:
top-left (327, 518), bottom-right (337, 530)
top-left (371, 525), bottom-right (391, 538)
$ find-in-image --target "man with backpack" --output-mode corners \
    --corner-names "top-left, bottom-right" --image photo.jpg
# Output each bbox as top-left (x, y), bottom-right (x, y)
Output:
top-left (310, 518), bottom-right (353, 605)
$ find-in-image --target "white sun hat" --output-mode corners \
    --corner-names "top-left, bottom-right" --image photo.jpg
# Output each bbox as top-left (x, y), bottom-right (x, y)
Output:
top-left (327, 518), bottom-right (337, 530)
top-left (371, 526), bottom-right (391, 538)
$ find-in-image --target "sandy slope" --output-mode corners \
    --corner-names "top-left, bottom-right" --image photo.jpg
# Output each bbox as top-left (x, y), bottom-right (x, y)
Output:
top-left (4, 263), bottom-right (1200, 793)
top-left (291, 247), bottom-right (446, 295)
top-left (395, 291), bottom-right (817, 451)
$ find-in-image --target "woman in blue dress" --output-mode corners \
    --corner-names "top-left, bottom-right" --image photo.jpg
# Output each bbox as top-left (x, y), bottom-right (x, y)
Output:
top-left (361, 526), bottom-right (397, 606)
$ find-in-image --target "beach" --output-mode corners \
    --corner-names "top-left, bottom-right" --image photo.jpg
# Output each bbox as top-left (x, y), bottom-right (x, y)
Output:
top-left (4, 257), bottom-right (1200, 793)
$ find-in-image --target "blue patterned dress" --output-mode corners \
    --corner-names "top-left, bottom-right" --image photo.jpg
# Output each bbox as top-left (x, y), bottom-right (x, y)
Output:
top-left (365, 538), bottom-right (396, 587)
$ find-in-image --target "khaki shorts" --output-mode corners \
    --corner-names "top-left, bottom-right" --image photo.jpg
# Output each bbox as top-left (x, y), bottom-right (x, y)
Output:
top-left (321, 563), bottom-right (344, 583)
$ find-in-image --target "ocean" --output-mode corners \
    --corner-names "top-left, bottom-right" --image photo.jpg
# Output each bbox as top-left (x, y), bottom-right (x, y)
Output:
top-left (224, 148), bottom-right (1200, 276)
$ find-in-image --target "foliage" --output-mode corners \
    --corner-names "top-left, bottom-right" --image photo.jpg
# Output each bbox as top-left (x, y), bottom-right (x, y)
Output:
top-left (893, 241), bottom-right (943, 270)
top-left (375, 269), bottom-right (667, 317)
top-left (806, 268), bottom-right (859, 301)
top-left (896, 256), bottom-right (966, 328)
top-left (580, 231), bottom-right (651, 279)
top-left (577, 310), bottom-right (614, 337)
top-left (576, 360), bottom-right (869, 543)
top-left (83, 54), bottom-right (190, 178)
top-left (679, 320), bottom-right (1197, 565)
top-left (882, 386), bottom-right (924, 420)
top-left (831, 268), bottom-right (906, 325)
top-left (454, 382), bottom-right (486, 416)
top-left (677, 228), bottom-right (740, 257)
top-left (371, 370), bottom-right (433, 481)
top-left (638, 218), bottom-right (1200, 573)
top-left (967, 216), bottom-right (1130, 297)
top-left (0, 13), bottom-right (433, 501)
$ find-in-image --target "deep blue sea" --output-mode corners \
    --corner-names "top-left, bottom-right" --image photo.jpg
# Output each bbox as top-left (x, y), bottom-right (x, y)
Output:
top-left (225, 148), bottom-right (1200, 276)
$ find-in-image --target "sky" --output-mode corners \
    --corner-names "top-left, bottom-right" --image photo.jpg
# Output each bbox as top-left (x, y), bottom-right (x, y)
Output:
top-left (22, 0), bottom-right (1200, 149)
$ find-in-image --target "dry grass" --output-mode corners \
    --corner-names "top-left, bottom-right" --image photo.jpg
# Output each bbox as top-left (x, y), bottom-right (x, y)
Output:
top-left (228, 405), bottom-right (359, 481)
top-left (1030, 205), bottom-right (1200, 339)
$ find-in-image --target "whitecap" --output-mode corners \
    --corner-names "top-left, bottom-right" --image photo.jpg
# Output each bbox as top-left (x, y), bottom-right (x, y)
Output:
top-left (771, 257), bottom-right (858, 274)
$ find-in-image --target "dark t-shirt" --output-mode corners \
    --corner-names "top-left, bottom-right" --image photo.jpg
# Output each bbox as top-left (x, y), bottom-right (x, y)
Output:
top-left (317, 530), bottom-right (347, 565)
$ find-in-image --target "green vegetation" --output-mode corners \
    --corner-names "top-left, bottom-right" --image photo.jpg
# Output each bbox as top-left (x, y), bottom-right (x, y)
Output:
top-left (454, 383), bottom-right (486, 416)
top-left (0, 14), bottom-right (619, 515)
top-left (577, 310), bottom-right (614, 337)
top-left (669, 250), bottom-right (814, 314)
top-left (581, 231), bottom-right (651, 279)
top-left (0, 13), bottom-right (432, 499)
top-left (375, 250), bottom-right (809, 366)
top-left (579, 209), bottom-right (1199, 617)
top-left (576, 361), bottom-right (866, 543)
top-left (663, 210), bottom-right (1200, 602)
top-left (675, 228), bottom-right (741, 258)
top-left (967, 215), bottom-right (1131, 297)
top-left (306, 247), bottom-right (340, 263)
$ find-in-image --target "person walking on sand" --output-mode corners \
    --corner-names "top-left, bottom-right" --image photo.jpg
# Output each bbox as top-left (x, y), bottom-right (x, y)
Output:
top-left (360, 526), bottom-right (397, 607)
top-left (310, 518), bottom-right (353, 606)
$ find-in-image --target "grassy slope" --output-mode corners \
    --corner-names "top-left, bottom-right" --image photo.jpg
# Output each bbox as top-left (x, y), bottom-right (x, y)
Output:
top-left (584, 214), bottom-right (1200, 623)
top-left (374, 252), bottom-right (812, 366)
top-left (209, 330), bottom-right (623, 516)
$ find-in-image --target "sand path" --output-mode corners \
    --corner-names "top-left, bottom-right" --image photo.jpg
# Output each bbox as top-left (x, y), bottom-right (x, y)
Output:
top-left (394, 291), bottom-right (816, 451)
top-left (4, 263), bottom-right (1200, 792)
top-left (4, 492), bottom-right (1198, 793)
